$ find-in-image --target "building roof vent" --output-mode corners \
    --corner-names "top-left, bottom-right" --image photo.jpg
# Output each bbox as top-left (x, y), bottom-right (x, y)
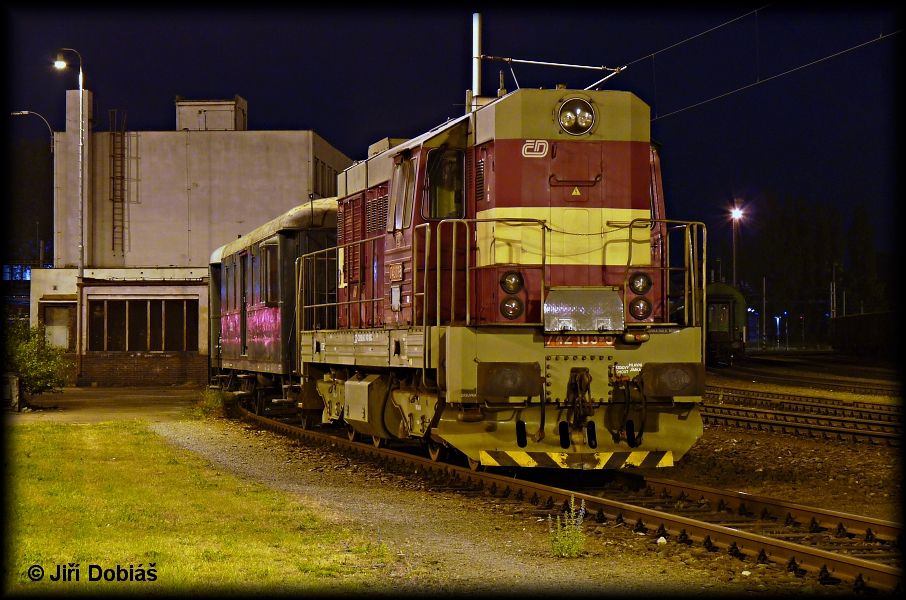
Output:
top-left (175, 95), bottom-right (247, 131)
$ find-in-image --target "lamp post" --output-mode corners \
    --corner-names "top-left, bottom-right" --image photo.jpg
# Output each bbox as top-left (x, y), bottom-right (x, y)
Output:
top-left (730, 205), bottom-right (743, 287)
top-left (54, 48), bottom-right (83, 279)
top-left (10, 110), bottom-right (55, 153)
top-left (54, 47), bottom-right (84, 375)
top-left (11, 110), bottom-right (56, 266)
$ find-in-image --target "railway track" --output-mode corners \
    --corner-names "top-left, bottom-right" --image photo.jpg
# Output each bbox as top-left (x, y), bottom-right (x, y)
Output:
top-left (702, 386), bottom-right (902, 445)
top-left (710, 365), bottom-right (901, 397)
top-left (230, 400), bottom-right (903, 593)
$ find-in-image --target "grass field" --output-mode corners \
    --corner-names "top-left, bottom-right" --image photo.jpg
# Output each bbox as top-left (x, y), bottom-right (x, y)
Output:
top-left (4, 418), bottom-right (393, 594)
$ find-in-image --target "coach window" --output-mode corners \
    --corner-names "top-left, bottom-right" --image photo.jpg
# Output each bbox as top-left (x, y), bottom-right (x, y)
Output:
top-left (261, 239), bottom-right (279, 304)
top-left (223, 265), bottom-right (232, 311)
top-left (708, 302), bottom-right (730, 333)
top-left (388, 154), bottom-right (416, 231)
top-left (426, 148), bottom-right (464, 219)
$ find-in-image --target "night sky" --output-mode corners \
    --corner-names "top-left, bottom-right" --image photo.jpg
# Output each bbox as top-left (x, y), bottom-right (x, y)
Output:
top-left (6, 7), bottom-right (900, 264)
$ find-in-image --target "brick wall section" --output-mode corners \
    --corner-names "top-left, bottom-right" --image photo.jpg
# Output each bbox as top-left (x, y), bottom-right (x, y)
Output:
top-left (77, 353), bottom-right (208, 386)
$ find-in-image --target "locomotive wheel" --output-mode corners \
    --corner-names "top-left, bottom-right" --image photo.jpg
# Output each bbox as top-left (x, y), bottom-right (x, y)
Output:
top-left (346, 425), bottom-right (358, 442)
top-left (427, 440), bottom-right (446, 462)
top-left (299, 412), bottom-right (313, 430)
top-left (372, 435), bottom-right (384, 448)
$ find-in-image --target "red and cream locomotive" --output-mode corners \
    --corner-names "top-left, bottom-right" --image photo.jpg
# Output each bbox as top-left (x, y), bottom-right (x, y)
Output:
top-left (212, 83), bottom-right (708, 470)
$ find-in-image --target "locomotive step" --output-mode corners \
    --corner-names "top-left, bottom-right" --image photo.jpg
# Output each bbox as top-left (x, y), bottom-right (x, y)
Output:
top-left (270, 398), bottom-right (296, 404)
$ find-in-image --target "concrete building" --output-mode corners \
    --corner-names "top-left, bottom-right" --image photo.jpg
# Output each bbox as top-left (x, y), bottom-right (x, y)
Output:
top-left (30, 90), bottom-right (351, 386)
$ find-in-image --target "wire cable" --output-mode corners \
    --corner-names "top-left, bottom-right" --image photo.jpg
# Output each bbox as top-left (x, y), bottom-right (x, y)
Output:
top-left (651, 29), bottom-right (899, 122)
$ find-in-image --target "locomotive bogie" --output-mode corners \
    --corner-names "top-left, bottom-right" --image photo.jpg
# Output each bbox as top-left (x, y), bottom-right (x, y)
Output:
top-left (389, 387), bottom-right (441, 438)
top-left (343, 373), bottom-right (400, 441)
top-left (314, 372), bottom-right (346, 422)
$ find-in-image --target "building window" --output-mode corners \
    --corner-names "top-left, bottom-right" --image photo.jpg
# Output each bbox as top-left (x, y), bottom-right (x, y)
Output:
top-left (87, 298), bottom-right (199, 352)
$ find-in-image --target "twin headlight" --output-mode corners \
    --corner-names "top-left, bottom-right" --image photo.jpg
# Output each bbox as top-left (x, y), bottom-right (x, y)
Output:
top-left (558, 97), bottom-right (596, 136)
top-left (628, 271), bottom-right (653, 320)
top-left (499, 271), bottom-right (525, 320)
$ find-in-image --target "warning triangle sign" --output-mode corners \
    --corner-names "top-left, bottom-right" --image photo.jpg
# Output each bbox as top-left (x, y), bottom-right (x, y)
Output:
top-left (571, 187), bottom-right (581, 196)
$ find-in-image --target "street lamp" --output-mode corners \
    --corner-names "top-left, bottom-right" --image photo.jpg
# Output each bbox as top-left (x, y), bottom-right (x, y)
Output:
top-left (54, 47), bottom-right (85, 376)
top-left (730, 204), bottom-right (744, 287)
top-left (54, 47), bottom-right (84, 280)
top-left (10, 110), bottom-right (55, 153)
top-left (11, 110), bottom-right (56, 266)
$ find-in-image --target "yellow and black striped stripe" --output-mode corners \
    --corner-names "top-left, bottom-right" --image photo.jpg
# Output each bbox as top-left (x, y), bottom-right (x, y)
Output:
top-left (478, 450), bottom-right (673, 469)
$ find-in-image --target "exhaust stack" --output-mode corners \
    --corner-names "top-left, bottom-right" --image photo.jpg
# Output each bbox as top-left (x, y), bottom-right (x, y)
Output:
top-left (472, 13), bottom-right (482, 99)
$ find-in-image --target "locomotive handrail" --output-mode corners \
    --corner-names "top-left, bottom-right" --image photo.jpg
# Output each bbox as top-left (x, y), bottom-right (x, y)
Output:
top-left (298, 233), bottom-right (384, 331)
top-left (434, 217), bottom-right (547, 327)
top-left (624, 217), bottom-right (707, 360)
top-left (548, 173), bottom-right (602, 187)
top-left (413, 222), bottom-right (431, 389)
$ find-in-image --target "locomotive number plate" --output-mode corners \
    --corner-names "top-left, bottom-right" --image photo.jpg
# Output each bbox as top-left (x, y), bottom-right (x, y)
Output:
top-left (544, 334), bottom-right (616, 348)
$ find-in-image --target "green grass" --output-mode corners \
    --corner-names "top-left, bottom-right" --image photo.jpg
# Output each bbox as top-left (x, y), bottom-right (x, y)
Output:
top-left (5, 420), bottom-right (393, 594)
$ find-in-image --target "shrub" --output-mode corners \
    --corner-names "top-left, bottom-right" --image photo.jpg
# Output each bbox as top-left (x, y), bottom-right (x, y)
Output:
top-left (548, 495), bottom-right (586, 558)
top-left (195, 388), bottom-right (230, 418)
top-left (3, 320), bottom-right (73, 400)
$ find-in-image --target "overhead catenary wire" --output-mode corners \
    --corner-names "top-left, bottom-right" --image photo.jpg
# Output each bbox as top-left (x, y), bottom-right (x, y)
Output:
top-left (609, 4), bottom-right (899, 122)
top-left (651, 29), bottom-right (899, 122)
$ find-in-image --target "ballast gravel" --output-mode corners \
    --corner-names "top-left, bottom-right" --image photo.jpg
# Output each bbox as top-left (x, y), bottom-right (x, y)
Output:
top-left (149, 417), bottom-right (870, 596)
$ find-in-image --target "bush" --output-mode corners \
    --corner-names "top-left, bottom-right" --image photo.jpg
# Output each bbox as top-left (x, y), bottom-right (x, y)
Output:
top-left (3, 320), bottom-right (73, 400)
top-left (548, 495), bottom-right (586, 558)
top-left (195, 388), bottom-right (230, 418)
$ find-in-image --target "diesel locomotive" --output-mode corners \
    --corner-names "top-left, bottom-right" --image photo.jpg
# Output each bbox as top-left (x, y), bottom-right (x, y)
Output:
top-left (211, 85), bottom-right (708, 470)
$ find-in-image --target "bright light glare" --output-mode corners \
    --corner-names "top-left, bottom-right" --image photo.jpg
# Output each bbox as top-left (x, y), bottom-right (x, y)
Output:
top-left (54, 59), bottom-right (67, 69)
top-left (730, 207), bottom-right (743, 220)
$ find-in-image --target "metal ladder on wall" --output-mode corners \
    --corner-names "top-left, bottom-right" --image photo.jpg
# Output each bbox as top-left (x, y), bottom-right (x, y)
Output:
top-left (109, 109), bottom-right (127, 255)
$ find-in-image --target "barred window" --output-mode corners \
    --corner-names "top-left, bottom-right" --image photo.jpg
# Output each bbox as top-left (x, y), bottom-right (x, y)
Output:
top-left (87, 298), bottom-right (199, 352)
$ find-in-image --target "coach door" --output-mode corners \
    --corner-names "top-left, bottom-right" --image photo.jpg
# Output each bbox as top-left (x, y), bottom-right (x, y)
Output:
top-left (239, 251), bottom-right (248, 355)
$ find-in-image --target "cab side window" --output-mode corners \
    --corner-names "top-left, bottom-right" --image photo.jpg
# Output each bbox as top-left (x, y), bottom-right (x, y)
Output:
top-left (388, 156), bottom-right (417, 231)
top-left (426, 149), bottom-right (464, 219)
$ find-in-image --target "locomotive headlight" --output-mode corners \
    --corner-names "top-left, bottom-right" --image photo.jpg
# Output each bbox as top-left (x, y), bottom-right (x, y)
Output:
top-left (576, 111), bottom-right (594, 128)
top-left (628, 297), bottom-right (652, 320)
top-left (500, 271), bottom-right (524, 294)
top-left (629, 272), bottom-right (652, 295)
top-left (500, 296), bottom-right (525, 320)
top-left (558, 97), bottom-right (596, 135)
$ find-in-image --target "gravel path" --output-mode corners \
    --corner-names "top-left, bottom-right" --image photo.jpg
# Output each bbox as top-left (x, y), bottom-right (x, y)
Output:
top-left (149, 417), bottom-right (856, 596)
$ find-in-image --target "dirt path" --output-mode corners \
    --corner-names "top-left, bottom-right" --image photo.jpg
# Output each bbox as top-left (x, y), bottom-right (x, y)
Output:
top-left (7, 385), bottom-right (203, 424)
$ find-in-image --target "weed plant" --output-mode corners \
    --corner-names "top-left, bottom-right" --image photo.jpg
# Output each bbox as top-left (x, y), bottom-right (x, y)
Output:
top-left (548, 495), bottom-right (586, 558)
top-left (194, 388), bottom-right (230, 418)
